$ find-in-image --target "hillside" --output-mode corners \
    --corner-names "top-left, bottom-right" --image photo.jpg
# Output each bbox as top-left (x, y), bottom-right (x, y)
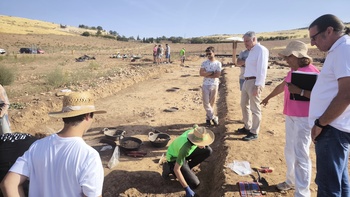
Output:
top-left (0, 15), bottom-right (102, 36)
top-left (0, 15), bottom-right (315, 39)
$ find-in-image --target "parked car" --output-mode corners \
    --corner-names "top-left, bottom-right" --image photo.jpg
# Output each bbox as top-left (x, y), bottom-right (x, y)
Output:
top-left (0, 49), bottom-right (5, 54)
top-left (20, 48), bottom-right (34, 54)
top-left (19, 48), bottom-right (32, 53)
top-left (37, 49), bottom-right (45, 54)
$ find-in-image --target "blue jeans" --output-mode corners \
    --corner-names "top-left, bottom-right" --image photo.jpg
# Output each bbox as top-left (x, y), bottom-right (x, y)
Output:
top-left (315, 125), bottom-right (350, 197)
top-left (239, 78), bottom-right (245, 91)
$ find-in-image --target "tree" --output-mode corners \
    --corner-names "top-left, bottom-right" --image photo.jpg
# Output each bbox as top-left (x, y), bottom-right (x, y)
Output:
top-left (82, 31), bottom-right (90, 37)
top-left (96, 30), bottom-right (102, 36)
top-left (190, 37), bottom-right (205, 44)
top-left (109, 30), bottom-right (119, 36)
top-left (79, 24), bottom-right (88, 29)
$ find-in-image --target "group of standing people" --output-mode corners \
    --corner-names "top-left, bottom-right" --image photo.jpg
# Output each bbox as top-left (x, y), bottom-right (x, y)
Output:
top-left (231, 14), bottom-right (350, 197)
top-left (153, 44), bottom-right (171, 65)
top-left (162, 13), bottom-right (350, 197)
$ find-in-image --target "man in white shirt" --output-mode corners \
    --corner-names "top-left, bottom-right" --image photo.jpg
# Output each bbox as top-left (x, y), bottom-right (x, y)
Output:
top-left (1, 92), bottom-right (106, 197)
top-left (238, 31), bottom-right (269, 141)
top-left (199, 46), bottom-right (222, 127)
top-left (308, 14), bottom-right (350, 196)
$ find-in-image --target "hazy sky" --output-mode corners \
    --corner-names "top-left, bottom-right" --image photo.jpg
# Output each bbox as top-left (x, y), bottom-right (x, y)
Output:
top-left (1, 0), bottom-right (349, 38)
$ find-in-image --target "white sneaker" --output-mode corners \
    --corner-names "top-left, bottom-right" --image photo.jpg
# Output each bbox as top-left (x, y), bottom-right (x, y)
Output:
top-left (276, 181), bottom-right (294, 191)
top-left (212, 116), bottom-right (219, 126)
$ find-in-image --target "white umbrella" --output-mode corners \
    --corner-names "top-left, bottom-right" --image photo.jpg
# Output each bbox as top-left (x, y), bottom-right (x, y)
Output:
top-left (223, 36), bottom-right (244, 43)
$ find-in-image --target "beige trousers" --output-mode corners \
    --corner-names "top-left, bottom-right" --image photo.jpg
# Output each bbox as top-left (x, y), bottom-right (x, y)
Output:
top-left (240, 79), bottom-right (262, 134)
top-left (202, 85), bottom-right (218, 120)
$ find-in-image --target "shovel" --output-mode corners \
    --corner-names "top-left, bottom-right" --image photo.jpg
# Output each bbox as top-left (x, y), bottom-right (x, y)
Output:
top-left (254, 168), bottom-right (269, 188)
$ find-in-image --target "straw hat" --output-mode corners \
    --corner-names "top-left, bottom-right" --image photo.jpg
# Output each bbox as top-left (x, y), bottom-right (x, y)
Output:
top-left (187, 127), bottom-right (215, 146)
top-left (49, 91), bottom-right (106, 118)
top-left (278, 40), bottom-right (311, 59)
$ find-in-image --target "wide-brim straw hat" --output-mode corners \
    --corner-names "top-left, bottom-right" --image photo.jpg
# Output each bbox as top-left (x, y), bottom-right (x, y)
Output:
top-left (188, 127), bottom-right (215, 146)
top-left (278, 40), bottom-right (311, 59)
top-left (49, 91), bottom-right (106, 118)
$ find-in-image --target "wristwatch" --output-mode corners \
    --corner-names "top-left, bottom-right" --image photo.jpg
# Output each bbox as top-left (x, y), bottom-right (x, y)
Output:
top-left (300, 89), bottom-right (304, 96)
top-left (314, 119), bottom-right (327, 129)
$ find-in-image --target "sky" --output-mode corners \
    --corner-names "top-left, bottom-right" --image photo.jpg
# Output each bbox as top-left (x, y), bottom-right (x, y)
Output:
top-left (1, 0), bottom-right (349, 39)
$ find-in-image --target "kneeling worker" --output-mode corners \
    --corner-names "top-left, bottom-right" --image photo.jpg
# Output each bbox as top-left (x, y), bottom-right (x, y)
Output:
top-left (162, 126), bottom-right (215, 197)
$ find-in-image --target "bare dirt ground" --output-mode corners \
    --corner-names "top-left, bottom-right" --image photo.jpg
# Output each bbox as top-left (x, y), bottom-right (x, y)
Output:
top-left (0, 33), bottom-right (327, 196)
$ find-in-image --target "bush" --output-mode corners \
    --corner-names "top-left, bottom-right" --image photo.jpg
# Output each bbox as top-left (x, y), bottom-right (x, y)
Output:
top-left (102, 35), bottom-right (117, 40)
top-left (0, 65), bottom-right (15, 85)
top-left (82, 31), bottom-right (90, 37)
top-left (45, 68), bottom-right (68, 88)
top-left (87, 62), bottom-right (99, 70)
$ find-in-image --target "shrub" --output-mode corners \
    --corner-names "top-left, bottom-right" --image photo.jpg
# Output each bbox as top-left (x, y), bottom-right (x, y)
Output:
top-left (45, 68), bottom-right (68, 88)
top-left (87, 62), bottom-right (99, 70)
top-left (69, 69), bottom-right (93, 86)
top-left (82, 31), bottom-right (90, 37)
top-left (0, 65), bottom-right (15, 85)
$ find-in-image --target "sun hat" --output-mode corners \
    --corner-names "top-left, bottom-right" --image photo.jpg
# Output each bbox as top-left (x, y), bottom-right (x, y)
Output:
top-left (278, 40), bottom-right (311, 59)
top-left (49, 91), bottom-right (106, 118)
top-left (187, 127), bottom-right (215, 146)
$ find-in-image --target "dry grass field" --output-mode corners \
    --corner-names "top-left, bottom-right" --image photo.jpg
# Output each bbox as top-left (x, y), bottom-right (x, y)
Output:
top-left (0, 15), bottom-right (336, 196)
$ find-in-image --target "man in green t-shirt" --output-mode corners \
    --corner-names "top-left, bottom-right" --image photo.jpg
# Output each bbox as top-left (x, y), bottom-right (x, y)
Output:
top-left (180, 48), bottom-right (186, 65)
top-left (162, 126), bottom-right (214, 197)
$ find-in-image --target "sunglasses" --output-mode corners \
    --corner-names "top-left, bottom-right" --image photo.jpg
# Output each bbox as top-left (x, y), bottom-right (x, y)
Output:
top-left (310, 30), bottom-right (324, 41)
top-left (205, 52), bottom-right (213, 56)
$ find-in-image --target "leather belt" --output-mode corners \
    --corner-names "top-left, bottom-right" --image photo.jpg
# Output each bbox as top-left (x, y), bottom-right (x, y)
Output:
top-left (245, 76), bottom-right (256, 80)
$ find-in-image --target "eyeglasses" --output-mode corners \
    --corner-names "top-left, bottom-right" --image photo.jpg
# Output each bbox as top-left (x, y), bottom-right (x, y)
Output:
top-left (310, 30), bottom-right (324, 41)
top-left (206, 52), bottom-right (212, 56)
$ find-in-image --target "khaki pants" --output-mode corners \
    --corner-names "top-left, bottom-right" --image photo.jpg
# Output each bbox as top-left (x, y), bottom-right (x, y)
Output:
top-left (202, 84), bottom-right (218, 120)
top-left (240, 79), bottom-right (262, 134)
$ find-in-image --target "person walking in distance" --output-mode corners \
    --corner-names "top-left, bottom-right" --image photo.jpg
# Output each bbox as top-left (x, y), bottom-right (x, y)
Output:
top-left (308, 14), bottom-right (350, 197)
top-left (153, 44), bottom-right (158, 63)
top-left (165, 43), bottom-right (171, 63)
top-left (237, 31), bottom-right (269, 141)
top-left (156, 44), bottom-right (164, 65)
top-left (180, 48), bottom-right (186, 65)
top-left (199, 46), bottom-right (221, 126)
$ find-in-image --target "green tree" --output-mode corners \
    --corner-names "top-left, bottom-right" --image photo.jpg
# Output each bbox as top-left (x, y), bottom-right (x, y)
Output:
top-left (82, 32), bottom-right (90, 37)
top-left (96, 30), bottom-right (102, 36)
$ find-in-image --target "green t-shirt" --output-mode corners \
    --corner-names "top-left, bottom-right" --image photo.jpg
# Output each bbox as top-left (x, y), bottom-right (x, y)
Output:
top-left (180, 49), bottom-right (185, 56)
top-left (166, 129), bottom-right (197, 166)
